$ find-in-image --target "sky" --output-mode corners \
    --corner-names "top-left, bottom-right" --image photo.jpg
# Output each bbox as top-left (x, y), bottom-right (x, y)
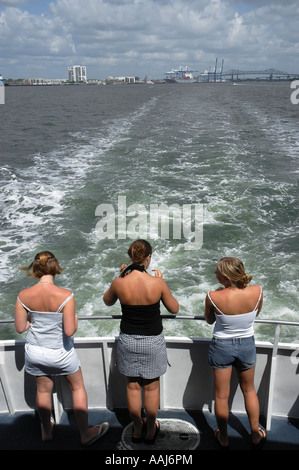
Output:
top-left (0, 0), bottom-right (298, 80)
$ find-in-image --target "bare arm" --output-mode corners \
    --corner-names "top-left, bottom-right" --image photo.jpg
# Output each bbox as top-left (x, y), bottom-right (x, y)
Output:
top-left (15, 298), bottom-right (31, 334)
top-left (160, 280), bottom-right (179, 314)
top-left (103, 263), bottom-right (127, 307)
top-left (256, 290), bottom-right (263, 317)
top-left (103, 279), bottom-right (119, 306)
top-left (204, 294), bottom-right (216, 325)
top-left (62, 295), bottom-right (78, 337)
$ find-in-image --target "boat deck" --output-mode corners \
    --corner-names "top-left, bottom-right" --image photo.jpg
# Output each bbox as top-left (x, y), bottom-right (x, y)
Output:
top-left (0, 407), bottom-right (298, 452)
top-left (1, 317), bottom-right (298, 453)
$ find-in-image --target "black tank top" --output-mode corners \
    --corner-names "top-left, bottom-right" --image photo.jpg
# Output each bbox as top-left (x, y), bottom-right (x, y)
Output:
top-left (120, 264), bottom-right (162, 335)
top-left (120, 302), bottom-right (162, 335)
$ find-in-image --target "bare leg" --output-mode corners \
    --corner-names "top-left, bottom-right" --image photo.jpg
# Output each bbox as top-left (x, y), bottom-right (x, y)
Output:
top-left (126, 377), bottom-right (144, 437)
top-left (35, 375), bottom-right (54, 441)
top-left (213, 368), bottom-right (231, 447)
top-left (126, 377), bottom-right (160, 438)
top-left (143, 377), bottom-right (160, 438)
top-left (237, 366), bottom-right (266, 445)
top-left (66, 368), bottom-right (107, 445)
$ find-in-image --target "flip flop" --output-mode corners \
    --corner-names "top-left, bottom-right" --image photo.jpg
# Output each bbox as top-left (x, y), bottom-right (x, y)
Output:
top-left (144, 420), bottom-right (160, 444)
top-left (83, 422), bottom-right (109, 446)
top-left (41, 416), bottom-right (54, 442)
top-left (132, 418), bottom-right (146, 443)
top-left (252, 427), bottom-right (266, 449)
top-left (214, 429), bottom-right (229, 449)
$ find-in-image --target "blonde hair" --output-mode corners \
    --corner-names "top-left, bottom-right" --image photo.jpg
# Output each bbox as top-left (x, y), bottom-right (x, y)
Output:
top-left (127, 239), bottom-right (152, 264)
top-left (217, 257), bottom-right (252, 288)
top-left (19, 251), bottom-right (64, 278)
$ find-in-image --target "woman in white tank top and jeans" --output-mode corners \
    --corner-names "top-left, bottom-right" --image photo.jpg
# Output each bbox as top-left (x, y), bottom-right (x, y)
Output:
top-left (205, 257), bottom-right (266, 449)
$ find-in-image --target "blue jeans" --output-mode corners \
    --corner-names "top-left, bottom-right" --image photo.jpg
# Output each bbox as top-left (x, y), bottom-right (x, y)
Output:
top-left (208, 336), bottom-right (256, 371)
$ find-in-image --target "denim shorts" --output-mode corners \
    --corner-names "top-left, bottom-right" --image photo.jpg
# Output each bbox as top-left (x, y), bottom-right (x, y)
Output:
top-left (208, 336), bottom-right (256, 371)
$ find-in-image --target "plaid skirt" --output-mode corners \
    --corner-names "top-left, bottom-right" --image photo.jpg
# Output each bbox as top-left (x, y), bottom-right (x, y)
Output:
top-left (117, 332), bottom-right (168, 379)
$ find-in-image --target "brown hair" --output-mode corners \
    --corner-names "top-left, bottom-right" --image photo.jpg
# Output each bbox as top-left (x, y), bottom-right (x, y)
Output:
top-left (19, 251), bottom-right (64, 278)
top-left (217, 257), bottom-right (252, 289)
top-left (127, 239), bottom-right (152, 264)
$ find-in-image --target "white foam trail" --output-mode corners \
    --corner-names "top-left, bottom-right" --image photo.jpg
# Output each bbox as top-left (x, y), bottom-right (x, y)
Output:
top-left (1, 87), bottom-right (297, 343)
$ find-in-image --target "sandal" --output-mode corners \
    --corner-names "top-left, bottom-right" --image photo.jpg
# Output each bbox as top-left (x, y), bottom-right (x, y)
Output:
top-left (83, 422), bottom-right (110, 446)
top-left (144, 420), bottom-right (160, 445)
top-left (214, 429), bottom-right (229, 449)
top-left (132, 418), bottom-right (145, 444)
top-left (252, 427), bottom-right (266, 449)
top-left (41, 417), bottom-right (54, 442)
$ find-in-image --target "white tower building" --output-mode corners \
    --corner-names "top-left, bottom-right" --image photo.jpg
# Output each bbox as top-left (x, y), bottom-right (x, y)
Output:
top-left (68, 65), bottom-right (87, 83)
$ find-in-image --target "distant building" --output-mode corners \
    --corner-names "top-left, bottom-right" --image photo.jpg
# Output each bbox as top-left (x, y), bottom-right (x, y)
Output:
top-left (114, 76), bottom-right (136, 83)
top-left (26, 78), bottom-right (67, 85)
top-left (68, 65), bottom-right (87, 83)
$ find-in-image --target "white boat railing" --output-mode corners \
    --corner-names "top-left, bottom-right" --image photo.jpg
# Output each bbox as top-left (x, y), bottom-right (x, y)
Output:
top-left (0, 316), bottom-right (298, 431)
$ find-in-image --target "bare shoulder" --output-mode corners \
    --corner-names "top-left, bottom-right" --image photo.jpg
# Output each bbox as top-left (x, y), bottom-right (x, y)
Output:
top-left (107, 276), bottom-right (124, 294)
top-left (246, 284), bottom-right (262, 294)
top-left (59, 287), bottom-right (73, 297)
top-left (17, 285), bottom-right (36, 299)
top-left (209, 287), bottom-right (226, 300)
top-left (17, 287), bottom-right (29, 297)
top-left (249, 284), bottom-right (261, 290)
top-left (150, 275), bottom-right (169, 289)
top-left (110, 276), bottom-right (123, 287)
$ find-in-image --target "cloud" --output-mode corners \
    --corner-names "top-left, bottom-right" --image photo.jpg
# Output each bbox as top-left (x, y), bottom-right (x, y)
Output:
top-left (0, 6), bottom-right (75, 75)
top-left (0, 0), bottom-right (298, 79)
top-left (0, 0), bottom-right (27, 5)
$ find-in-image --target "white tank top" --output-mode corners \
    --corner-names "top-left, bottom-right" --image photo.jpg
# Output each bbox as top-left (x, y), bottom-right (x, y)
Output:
top-left (17, 293), bottom-right (74, 349)
top-left (208, 287), bottom-right (262, 339)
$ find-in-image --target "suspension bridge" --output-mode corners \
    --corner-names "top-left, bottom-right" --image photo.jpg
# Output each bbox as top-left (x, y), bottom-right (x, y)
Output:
top-left (200, 59), bottom-right (299, 82)
top-left (222, 68), bottom-right (299, 81)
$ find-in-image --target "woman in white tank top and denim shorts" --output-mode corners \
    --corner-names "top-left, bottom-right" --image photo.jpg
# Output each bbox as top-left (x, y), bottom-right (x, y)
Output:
top-left (205, 257), bottom-right (266, 449)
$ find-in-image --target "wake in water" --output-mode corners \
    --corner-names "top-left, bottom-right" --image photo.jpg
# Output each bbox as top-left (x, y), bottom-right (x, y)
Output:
top-left (0, 84), bottom-right (298, 343)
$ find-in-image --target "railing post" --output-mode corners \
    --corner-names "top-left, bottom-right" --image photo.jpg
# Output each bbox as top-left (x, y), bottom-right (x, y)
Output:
top-left (159, 374), bottom-right (165, 410)
top-left (53, 377), bottom-right (64, 423)
top-left (265, 324), bottom-right (281, 430)
top-left (102, 340), bottom-right (113, 409)
top-left (0, 363), bottom-right (14, 414)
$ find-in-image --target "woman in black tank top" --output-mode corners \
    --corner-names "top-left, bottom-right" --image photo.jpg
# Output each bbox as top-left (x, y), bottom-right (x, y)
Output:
top-left (103, 240), bottom-right (179, 445)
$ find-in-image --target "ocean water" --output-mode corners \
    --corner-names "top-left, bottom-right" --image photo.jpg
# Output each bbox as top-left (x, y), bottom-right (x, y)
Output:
top-left (0, 82), bottom-right (298, 342)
